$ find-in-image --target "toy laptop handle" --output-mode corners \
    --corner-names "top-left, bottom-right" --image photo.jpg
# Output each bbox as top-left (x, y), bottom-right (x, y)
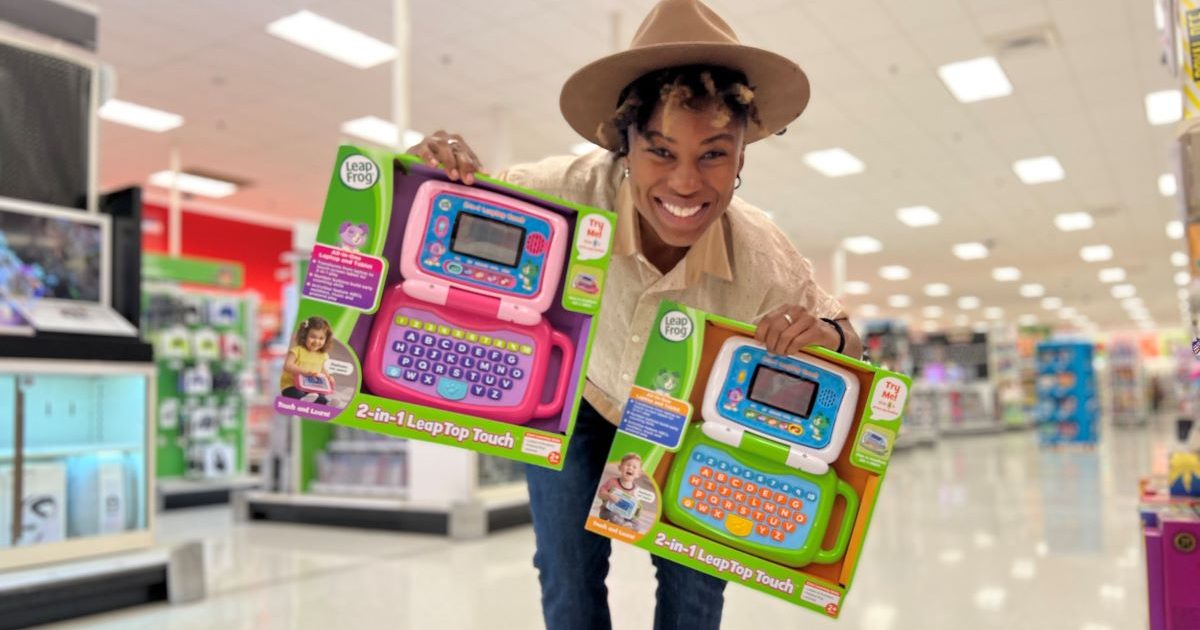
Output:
top-left (534, 329), bottom-right (575, 418)
top-left (814, 478), bottom-right (860, 564)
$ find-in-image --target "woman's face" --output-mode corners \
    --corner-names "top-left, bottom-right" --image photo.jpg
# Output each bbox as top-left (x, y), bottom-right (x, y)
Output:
top-left (305, 329), bottom-right (327, 352)
top-left (626, 102), bottom-right (745, 248)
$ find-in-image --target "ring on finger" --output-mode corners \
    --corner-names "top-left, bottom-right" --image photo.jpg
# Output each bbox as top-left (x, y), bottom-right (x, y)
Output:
top-left (446, 138), bottom-right (460, 147)
top-left (782, 313), bottom-right (794, 325)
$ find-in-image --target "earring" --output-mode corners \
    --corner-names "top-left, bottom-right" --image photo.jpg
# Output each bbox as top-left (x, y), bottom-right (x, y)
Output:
top-left (623, 167), bottom-right (630, 179)
top-left (734, 174), bottom-right (743, 190)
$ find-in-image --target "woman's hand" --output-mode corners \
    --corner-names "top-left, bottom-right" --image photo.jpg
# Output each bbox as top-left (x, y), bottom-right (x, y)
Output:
top-left (407, 130), bottom-right (485, 185)
top-left (755, 304), bottom-right (840, 356)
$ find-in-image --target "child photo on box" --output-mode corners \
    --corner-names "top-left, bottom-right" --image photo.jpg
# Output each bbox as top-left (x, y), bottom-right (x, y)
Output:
top-left (593, 453), bottom-right (657, 532)
top-left (279, 316), bottom-right (359, 409)
top-left (405, 1), bottom-right (863, 627)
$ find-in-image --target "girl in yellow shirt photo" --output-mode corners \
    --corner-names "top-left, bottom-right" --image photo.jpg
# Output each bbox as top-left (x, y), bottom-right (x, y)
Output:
top-left (280, 316), bottom-right (335, 405)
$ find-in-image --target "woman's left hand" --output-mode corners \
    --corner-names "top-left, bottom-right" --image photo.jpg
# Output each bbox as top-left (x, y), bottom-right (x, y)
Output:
top-left (755, 304), bottom-right (840, 356)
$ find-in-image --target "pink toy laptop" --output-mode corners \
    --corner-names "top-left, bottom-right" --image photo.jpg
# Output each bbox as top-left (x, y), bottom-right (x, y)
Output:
top-left (297, 373), bottom-right (334, 395)
top-left (364, 180), bottom-right (575, 424)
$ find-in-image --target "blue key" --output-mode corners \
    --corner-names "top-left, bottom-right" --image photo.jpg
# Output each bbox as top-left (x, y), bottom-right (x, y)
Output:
top-left (417, 360), bottom-right (430, 371)
top-left (483, 374), bottom-right (498, 386)
top-left (500, 378), bottom-right (513, 390)
top-left (385, 366), bottom-right (401, 378)
top-left (717, 461), bottom-right (728, 471)
top-left (511, 368), bottom-right (525, 380)
top-left (428, 349), bottom-right (442, 361)
top-left (504, 354), bottom-right (519, 366)
top-left (467, 371), bottom-right (481, 383)
top-left (399, 356), bottom-right (414, 368)
top-left (461, 357), bottom-right (475, 368)
top-left (806, 492), bottom-right (817, 502)
top-left (479, 361), bottom-right (493, 372)
top-left (792, 488), bottom-right (805, 497)
top-left (756, 474), bottom-right (767, 484)
top-left (420, 374), bottom-right (436, 386)
top-left (433, 364), bottom-right (447, 376)
top-left (403, 330), bottom-right (419, 343)
top-left (412, 346), bottom-right (425, 358)
top-left (403, 369), bottom-right (419, 382)
top-left (495, 365), bottom-right (508, 376)
top-left (731, 465), bottom-right (742, 475)
top-left (488, 349), bottom-right (503, 362)
top-left (455, 342), bottom-right (469, 354)
top-left (744, 470), bottom-right (754, 479)
top-left (450, 367), bottom-right (464, 379)
top-left (768, 478), bottom-right (778, 488)
top-left (472, 346), bottom-right (486, 358)
top-left (437, 378), bottom-right (468, 401)
top-left (487, 388), bottom-right (503, 401)
top-left (422, 334), bottom-right (436, 346)
top-left (445, 354), bottom-right (458, 365)
top-left (393, 341), bottom-right (408, 353)
top-left (470, 384), bottom-right (486, 397)
top-left (706, 457), bottom-right (717, 466)
top-left (439, 338), bottom-right (453, 351)
top-left (780, 483), bottom-right (791, 493)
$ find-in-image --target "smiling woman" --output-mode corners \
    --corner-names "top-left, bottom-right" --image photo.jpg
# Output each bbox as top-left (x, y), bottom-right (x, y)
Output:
top-left (404, 1), bottom-right (861, 628)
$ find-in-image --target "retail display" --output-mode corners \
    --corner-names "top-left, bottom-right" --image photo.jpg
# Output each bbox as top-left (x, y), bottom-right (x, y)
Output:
top-left (1109, 341), bottom-right (1148, 427)
top-left (989, 328), bottom-right (1027, 429)
top-left (142, 283), bottom-right (257, 479)
top-left (275, 147), bottom-right (615, 469)
top-left (311, 426), bottom-right (408, 497)
top-left (1035, 340), bottom-right (1099, 445)
top-left (586, 301), bottom-right (909, 618)
top-left (0, 365), bottom-right (154, 569)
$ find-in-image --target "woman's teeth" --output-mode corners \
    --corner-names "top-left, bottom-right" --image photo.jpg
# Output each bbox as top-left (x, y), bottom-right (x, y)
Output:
top-left (661, 200), bottom-right (703, 218)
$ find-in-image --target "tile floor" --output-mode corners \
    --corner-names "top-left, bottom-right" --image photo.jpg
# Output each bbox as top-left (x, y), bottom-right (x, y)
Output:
top-left (41, 421), bottom-right (1160, 630)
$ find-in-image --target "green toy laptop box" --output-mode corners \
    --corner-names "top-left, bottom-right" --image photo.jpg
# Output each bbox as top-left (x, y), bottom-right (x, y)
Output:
top-left (275, 145), bottom-right (615, 469)
top-left (587, 301), bottom-right (909, 616)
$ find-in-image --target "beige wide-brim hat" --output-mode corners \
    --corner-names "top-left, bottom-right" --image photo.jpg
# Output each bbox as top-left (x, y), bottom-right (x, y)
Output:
top-left (560, 0), bottom-right (810, 151)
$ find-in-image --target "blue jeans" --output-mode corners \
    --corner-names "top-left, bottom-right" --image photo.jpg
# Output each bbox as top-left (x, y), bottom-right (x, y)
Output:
top-left (526, 400), bottom-right (727, 630)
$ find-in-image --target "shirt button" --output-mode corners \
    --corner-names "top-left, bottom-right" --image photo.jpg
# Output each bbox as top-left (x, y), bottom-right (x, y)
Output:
top-left (632, 334), bottom-right (641, 343)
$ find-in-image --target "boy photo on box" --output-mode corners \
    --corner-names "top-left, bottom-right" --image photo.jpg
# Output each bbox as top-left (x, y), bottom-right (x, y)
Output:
top-left (408, 1), bottom-right (863, 628)
top-left (594, 453), bottom-right (650, 530)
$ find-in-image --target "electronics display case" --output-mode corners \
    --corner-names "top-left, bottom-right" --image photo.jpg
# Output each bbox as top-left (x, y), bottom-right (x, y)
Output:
top-left (1109, 341), bottom-right (1148, 427)
top-left (1035, 340), bottom-right (1100, 446)
top-left (0, 360), bottom-right (155, 571)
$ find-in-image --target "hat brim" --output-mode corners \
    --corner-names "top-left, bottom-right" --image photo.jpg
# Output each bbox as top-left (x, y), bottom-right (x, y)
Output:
top-left (560, 42), bottom-right (810, 151)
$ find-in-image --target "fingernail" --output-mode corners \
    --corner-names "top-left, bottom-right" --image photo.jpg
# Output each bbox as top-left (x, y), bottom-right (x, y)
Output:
top-left (450, 169), bottom-right (459, 179)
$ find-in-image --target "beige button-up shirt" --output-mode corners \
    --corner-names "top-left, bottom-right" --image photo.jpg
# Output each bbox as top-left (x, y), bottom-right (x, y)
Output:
top-left (499, 150), bottom-right (845, 424)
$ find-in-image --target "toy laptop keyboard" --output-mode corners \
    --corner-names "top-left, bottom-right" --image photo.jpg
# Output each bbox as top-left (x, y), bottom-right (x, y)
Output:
top-left (364, 288), bottom-right (573, 425)
top-left (664, 424), bottom-right (859, 567)
top-left (605, 492), bottom-right (639, 520)
top-left (399, 180), bottom-right (569, 326)
top-left (702, 337), bottom-right (859, 472)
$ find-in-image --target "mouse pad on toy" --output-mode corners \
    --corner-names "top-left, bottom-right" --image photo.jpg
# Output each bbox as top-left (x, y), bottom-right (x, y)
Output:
top-left (586, 301), bottom-right (910, 619)
top-left (276, 146), bottom-right (616, 470)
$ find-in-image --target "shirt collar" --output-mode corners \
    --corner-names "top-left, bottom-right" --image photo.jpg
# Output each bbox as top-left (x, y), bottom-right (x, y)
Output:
top-left (610, 162), bottom-right (734, 285)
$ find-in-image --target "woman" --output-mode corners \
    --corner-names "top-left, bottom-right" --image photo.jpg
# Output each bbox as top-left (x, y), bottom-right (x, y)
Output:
top-left (409, 2), bottom-right (862, 628)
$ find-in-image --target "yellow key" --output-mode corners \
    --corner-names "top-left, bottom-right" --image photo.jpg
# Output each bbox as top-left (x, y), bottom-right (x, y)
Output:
top-left (724, 514), bottom-right (753, 537)
top-left (424, 322), bottom-right (437, 332)
top-left (494, 338), bottom-right (507, 349)
top-left (480, 335), bottom-right (492, 345)
top-left (467, 333), bottom-right (479, 343)
top-left (409, 319), bottom-right (423, 329)
top-left (394, 315), bottom-right (409, 326)
top-left (507, 341), bottom-right (520, 352)
top-left (438, 325), bottom-right (451, 336)
top-left (520, 345), bottom-right (533, 355)
top-left (452, 329), bottom-right (466, 339)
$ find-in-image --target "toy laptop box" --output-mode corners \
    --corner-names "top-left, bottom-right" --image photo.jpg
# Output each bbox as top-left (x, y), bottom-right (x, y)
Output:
top-left (275, 146), bottom-right (615, 468)
top-left (586, 301), bottom-right (909, 617)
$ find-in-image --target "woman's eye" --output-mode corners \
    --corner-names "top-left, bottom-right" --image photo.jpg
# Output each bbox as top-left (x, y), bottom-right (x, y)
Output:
top-left (703, 151), bottom-right (726, 160)
top-left (649, 147), bottom-right (672, 158)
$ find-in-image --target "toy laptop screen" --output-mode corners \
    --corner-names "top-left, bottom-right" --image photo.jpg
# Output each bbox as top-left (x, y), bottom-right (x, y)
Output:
top-left (748, 366), bottom-right (817, 419)
top-left (0, 203), bottom-right (102, 302)
top-left (451, 212), bottom-right (525, 267)
top-left (299, 374), bottom-right (334, 394)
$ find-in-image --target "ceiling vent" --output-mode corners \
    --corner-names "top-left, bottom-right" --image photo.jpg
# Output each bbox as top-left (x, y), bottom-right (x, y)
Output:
top-left (987, 25), bottom-right (1059, 56)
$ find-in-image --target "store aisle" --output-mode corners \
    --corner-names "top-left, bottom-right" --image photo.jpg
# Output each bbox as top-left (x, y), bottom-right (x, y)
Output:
top-left (41, 424), bottom-right (1158, 630)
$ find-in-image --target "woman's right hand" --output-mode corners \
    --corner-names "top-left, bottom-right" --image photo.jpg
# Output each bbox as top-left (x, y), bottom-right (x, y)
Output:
top-left (407, 130), bottom-right (485, 185)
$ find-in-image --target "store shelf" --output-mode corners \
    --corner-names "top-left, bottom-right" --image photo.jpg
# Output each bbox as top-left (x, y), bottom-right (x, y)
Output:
top-left (0, 443), bottom-right (143, 460)
top-left (941, 420), bottom-right (1008, 436)
top-left (157, 474), bottom-right (262, 511)
top-left (309, 482), bottom-right (409, 499)
top-left (325, 440), bottom-right (408, 454)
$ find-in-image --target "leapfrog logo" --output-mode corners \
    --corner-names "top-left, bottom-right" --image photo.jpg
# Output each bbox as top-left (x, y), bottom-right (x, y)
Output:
top-left (659, 310), bottom-right (693, 342)
top-left (340, 155), bottom-right (378, 190)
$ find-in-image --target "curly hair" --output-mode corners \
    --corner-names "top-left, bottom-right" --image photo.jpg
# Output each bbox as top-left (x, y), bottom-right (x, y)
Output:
top-left (596, 65), bottom-right (761, 155)
top-left (295, 316), bottom-right (333, 353)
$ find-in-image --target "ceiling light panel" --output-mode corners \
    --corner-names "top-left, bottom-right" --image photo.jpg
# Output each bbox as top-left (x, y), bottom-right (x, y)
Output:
top-left (937, 57), bottom-right (1013, 103)
top-left (267, 10), bottom-right (399, 69)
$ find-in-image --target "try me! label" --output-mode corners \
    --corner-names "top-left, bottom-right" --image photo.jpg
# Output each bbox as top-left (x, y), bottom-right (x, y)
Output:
top-left (303, 243), bottom-right (385, 311)
top-left (619, 386), bottom-right (691, 449)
